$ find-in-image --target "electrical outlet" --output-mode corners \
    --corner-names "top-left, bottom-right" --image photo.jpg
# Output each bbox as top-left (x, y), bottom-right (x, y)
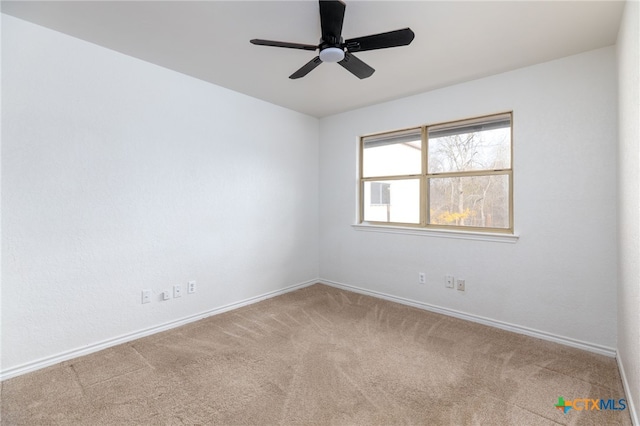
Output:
top-left (173, 284), bottom-right (182, 298)
top-left (188, 280), bottom-right (197, 294)
top-left (141, 289), bottom-right (151, 304)
top-left (162, 290), bottom-right (171, 300)
top-left (445, 275), bottom-right (454, 288)
top-left (418, 273), bottom-right (426, 285)
top-left (456, 279), bottom-right (466, 292)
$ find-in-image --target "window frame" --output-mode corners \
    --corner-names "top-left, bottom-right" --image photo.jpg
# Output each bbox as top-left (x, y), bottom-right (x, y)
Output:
top-left (359, 112), bottom-right (514, 234)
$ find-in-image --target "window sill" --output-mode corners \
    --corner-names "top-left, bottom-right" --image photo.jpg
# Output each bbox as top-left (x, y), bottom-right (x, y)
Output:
top-left (352, 223), bottom-right (519, 243)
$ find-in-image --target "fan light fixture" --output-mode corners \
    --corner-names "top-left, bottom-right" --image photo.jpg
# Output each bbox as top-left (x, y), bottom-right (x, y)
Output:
top-left (319, 47), bottom-right (345, 63)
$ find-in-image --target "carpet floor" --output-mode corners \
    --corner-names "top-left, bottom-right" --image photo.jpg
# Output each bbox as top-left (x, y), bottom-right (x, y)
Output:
top-left (1, 284), bottom-right (632, 425)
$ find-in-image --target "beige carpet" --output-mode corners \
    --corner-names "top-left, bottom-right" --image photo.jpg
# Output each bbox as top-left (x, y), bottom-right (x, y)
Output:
top-left (1, 284), bottom-right (632, 425)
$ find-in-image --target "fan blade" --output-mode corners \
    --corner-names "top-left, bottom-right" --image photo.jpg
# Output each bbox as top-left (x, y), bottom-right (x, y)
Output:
top-left (338, 51), bottom-right (374, 79)
top-left (250, 39), bottom-right (317, 51)
top-left (289, 56), bottom-right (323, 79)
top-left (319, 0), bottom-right (346, 44)
top-left (344, 28), bottom-right (415, 52)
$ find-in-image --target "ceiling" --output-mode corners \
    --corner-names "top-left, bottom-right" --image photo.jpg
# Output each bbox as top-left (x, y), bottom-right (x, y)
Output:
top-left (2, 1), bottom-right (625, 118)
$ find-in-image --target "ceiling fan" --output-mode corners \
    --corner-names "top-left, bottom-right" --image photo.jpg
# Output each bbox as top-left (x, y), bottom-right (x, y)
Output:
top-left (250, 0), bottom-right (415, 80)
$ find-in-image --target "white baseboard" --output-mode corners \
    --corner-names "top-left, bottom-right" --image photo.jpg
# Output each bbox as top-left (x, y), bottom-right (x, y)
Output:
top-left (617, 352), bottom-right (639, 425)
top-left (0, 279), bottom-right (317, 381)
top-left (2, 278), bottom-right (619, 382)
top-left (319, 278), bottom-right (617, 358)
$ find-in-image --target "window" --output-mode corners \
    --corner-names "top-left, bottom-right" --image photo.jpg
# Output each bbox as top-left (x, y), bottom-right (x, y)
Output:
top-left (370, 182), bottom-right (391, 205)
top-left (359, 112), bottom-right (513, 233)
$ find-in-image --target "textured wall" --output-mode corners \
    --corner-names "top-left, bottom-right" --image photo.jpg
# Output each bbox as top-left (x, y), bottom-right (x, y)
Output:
top-left (617, 1), bottom-right (640, 423)
top-left (319, 47), bottom-right (618, 350)
top-left (1, 15), bottom-right (319, 373)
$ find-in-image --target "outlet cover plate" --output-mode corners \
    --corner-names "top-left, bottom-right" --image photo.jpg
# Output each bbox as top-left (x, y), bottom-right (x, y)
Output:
top-left (445, 275), bottom-right (454, 288)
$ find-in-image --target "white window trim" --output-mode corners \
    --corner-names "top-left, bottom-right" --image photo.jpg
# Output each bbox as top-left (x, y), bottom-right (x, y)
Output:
top-left (352, 223), bottom-right (519, 243)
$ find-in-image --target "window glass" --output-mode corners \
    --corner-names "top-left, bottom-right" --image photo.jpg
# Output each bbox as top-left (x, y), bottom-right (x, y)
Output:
top-left (428, 117), bottom-right (511, 174)
top-left (370, 182), bottom-right (391, 205)
top-left (428, 174), bottom-right (510, 229)
top-left (363, 179), bottom-right (420, 224)
top-left (362, 129), bottom-right (421, 178)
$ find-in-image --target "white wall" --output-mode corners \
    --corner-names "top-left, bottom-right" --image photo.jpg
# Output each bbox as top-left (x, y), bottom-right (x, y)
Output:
top-left (319, 47), bottom-right (618, 351)
top-left (617, 1), bottom-right (640, 423)
top-left (0, 11), bottom-right (3, 377)
top-left (1, 15), bottom-right (319, 375)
